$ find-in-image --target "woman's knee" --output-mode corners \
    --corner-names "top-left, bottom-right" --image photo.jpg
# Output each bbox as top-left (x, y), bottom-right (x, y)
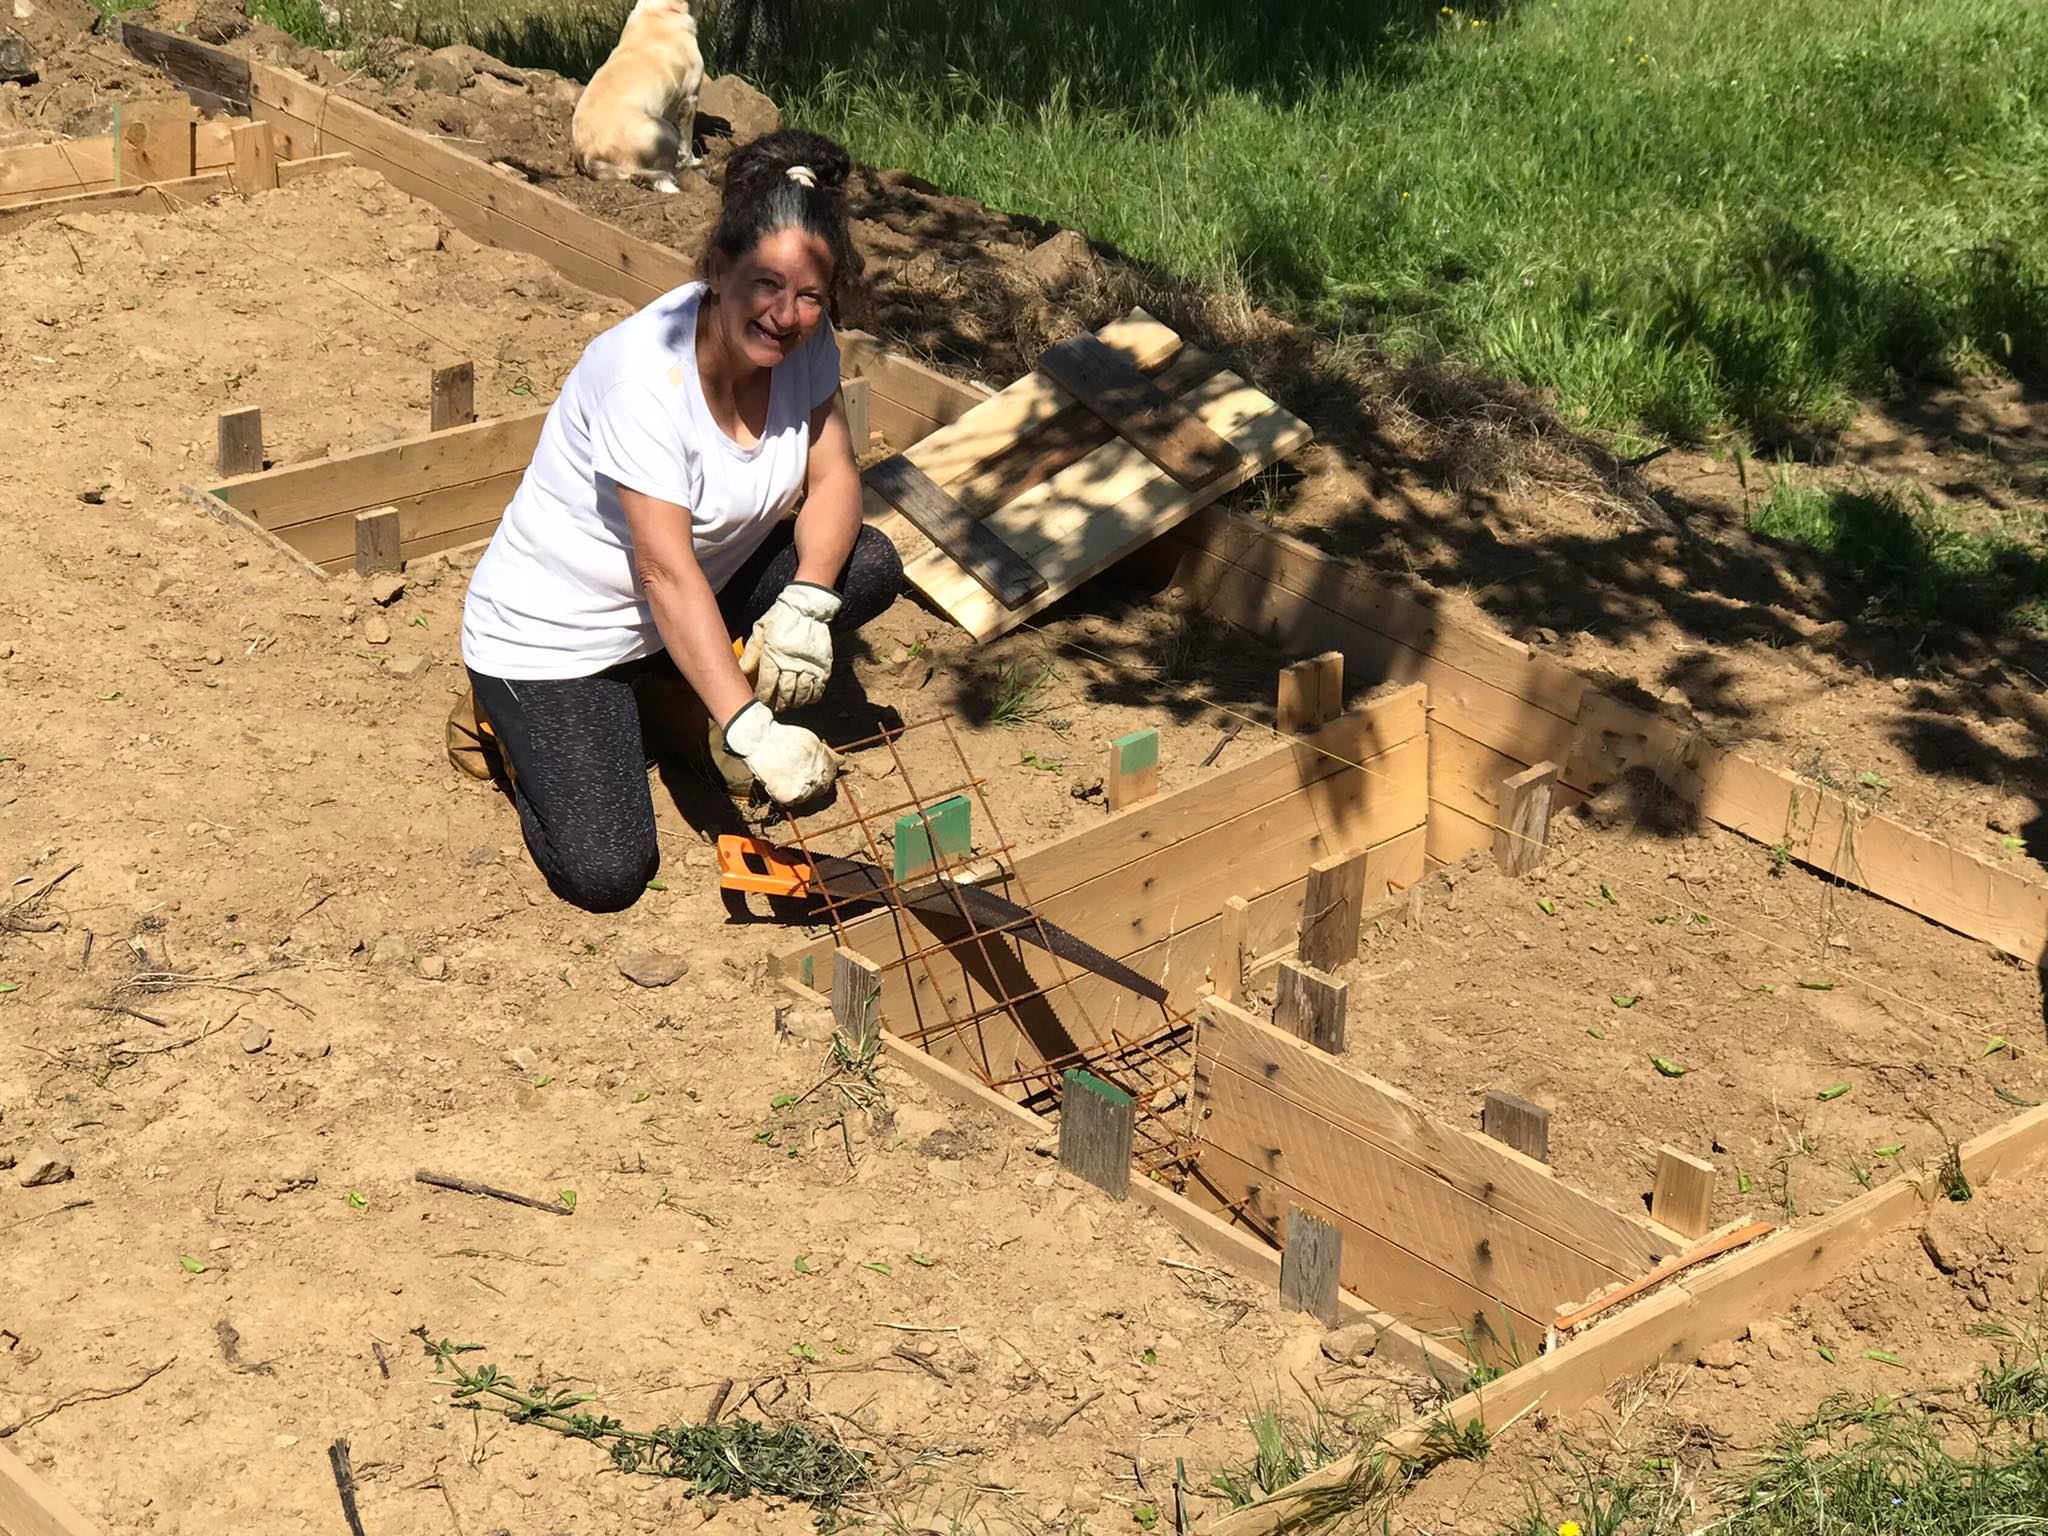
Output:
top-left (835, 525), bottom-right (905, 631)
top-left (549, 843), bottom-right (659, 913)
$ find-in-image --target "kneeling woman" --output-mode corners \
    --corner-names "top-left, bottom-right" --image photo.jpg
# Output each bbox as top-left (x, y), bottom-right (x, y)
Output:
top-left (452, 128), bottom-right (902, 912)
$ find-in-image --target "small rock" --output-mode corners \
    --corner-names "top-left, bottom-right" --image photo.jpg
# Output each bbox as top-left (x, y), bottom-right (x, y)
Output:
top-left (0, 642), bottom-right (13, 660)
top-left (362, 615), bottom-right (392, 646)
top-left (295, 1040), bottom-right (332, 1060)
top-left (204, 649), bottom-right (224, 666)
top-left (507, 1045), bottom-right (538, 1073)
top-left (387, 654), bottom-right (430, 680)
top-left (365, 572), bottom-right (406, 606)
top-left (1919, 1225), bottom-right (1964, 1276)
top-left (418, 955), bottom-right (448, 980)
top-left (617, 950), bottom-right (688, 988)
top-left (239, 1021), bottom-right (271, 1054)
top-left (1696, 1340), bottom-right (1739, 1371)
top-left (1729, 1362), bottom-right (1752, 1387)
top-left (0, 31), bottom-right (36, 87)
top-left (468, 846), bottom-right (499, 866)
top-left (1747, 1320), bottom-right (1796, 1362)
top-left (1890, 676), bottom-right (1910, 693)
top-left (1022, 228), bottom-right (1098, 295)
top-left (1320, 1320), bottom-right (1381, 1364)
top-left (698, 73), bottom-right (782, 146)
top-left (1132, 1389), bottom-right (1170, 1421)
top-left (370, 933), bottom-right (407, 967)
top-left (1988, 796), bottom-right (2033, 837)
top-left (18, 1147), bottom-right (72, 1187)
top-left (135, 569), bottom-right (171, 598)
top-left (389, 221), bottom-right (445, 256)
top-left (411, 47), bottom-right (474, 94)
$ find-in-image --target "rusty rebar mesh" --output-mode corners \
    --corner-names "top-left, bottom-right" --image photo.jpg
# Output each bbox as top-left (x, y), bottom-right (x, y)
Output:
top-left (776, 713), bottom-right (1197, 1172)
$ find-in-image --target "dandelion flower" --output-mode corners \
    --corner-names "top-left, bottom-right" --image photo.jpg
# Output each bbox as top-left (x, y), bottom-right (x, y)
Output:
top-left (1559, 1524), bottom-right (1584, 1536)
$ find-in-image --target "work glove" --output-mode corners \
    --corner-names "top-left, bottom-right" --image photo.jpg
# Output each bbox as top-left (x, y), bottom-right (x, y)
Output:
top-left (740, 581), bottom-right (841, 711)
top-left (722, 701), bottom-right (837, 806)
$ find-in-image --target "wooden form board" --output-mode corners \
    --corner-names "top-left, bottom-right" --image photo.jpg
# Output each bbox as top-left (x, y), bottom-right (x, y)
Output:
top-left (1191, 998), bottom-right (1676, 1362)
top-left (0, 152), bottom-right (350, 235)
top-left (778, 685), bottom-right (1431, 1092)
top-left (0, 1441), bottom-right (104, 1536)
top-left (863, 310), bottom-right (1310, 640)
top-left (776, 975), bottom-right (1469, 1391)
top-left (0, 103), bottom-right (233, 205)
top-left (1161, 507), bottom-right (2048, 962)
top-left (1207, 1100), bottom-right (2048, 1536)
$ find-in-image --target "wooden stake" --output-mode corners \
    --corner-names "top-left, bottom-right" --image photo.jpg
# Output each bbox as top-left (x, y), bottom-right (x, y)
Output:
top-left (1277, 650), bottom-right (1343, 734)
top-left (830, 947), bottom-right (882, 1047)
top-left (842, 375), bottom-right (872, 451)
top-left (431, 360), bottom-right (476, 431)
top-left (229, 120), bottom-right (277, 194)
top-left (1059, 1068), bottom-right (1134, 1200)
top-left (353, 506), bottom-right (401, 577)
top-left (1279, 1206), bottom-right (1342, 1326)
top-left (1493, 760), bottom-right (1559, 877)
top-left (1481, 1091), bottom-right (1551, 1164)
top-left (1298, 848), bottom-right (1367, 972)
top-left (1214, 894), bottom-right (1250, 1004)
top-left (1650, 1146), bottom-right (1716, 1238)
top-left (215, 407), bottom-right (263, 477)
top-left (1107, 727), bottom-right (1160, 812)
top-left (1273, 959), bottom-right (1347, 1053)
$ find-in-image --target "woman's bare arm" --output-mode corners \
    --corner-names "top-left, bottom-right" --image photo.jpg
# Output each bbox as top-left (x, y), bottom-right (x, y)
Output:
top-left (792, 392), bottom-right (861, 587)
top-left (618, 485), bottom-right (754, 724)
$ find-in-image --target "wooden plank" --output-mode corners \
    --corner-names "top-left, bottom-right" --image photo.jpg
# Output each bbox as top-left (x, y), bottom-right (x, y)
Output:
top-left (184, 487), bottom-right (331, 581)
top-left (0, 1442), bottom-right (104, 1536)
top-left (243, 59), bottom-right (691, 306)
top-left (1194, 1055), bottom-right (1626, 1348)
top-left (909, 368), bottom-right (1312, 641)
top-left (1481, 1091), bottom-right (1550, 1164)
top-left (229, 119), bottom-right (276, 194)
top-left (841, 376), bottom-right (871, 451)
top-left (1037, 330), bottom-right (1240, 489)
top-left (1199, 998), bottom-right (1678, 1272)
top-left (354, 507), bottom-right (401, 577)
top-left (214, 412), bottom-right (545, 531)
top-left (1106, 728), bottom-right (1160, 813)
top-left (0, 137), bottom-right (120, 203)
top-left (1298, 848), bottom-right (1366, 972)
top-left (1566, 688), bottom-right (2048, 967)
top-left (0, 153), bottom-right (351, 233)
top-left (1650, 1147), bottom-right (1716, 1238)
top-left (1191, 1140), bottom-right (1547, 1357)
top-left (285, 469), bottom-right (521, 566)
top-left (1206, 1101), bottom-right (2048, 1536)
top-left (1279, 1207), bottom-right (1342, 1326)
top-left (841, 1001), bottom-right (1468, 1389)
top-left (430, 361), bottom-right (476, 431)
top-left (1272, 959), bottom-right (1346, 1053)
top-left (122, 21), bottom-right (253, 115)
top-left (1494, 760), bottom-right (1558, 876)
top-left (1059, 1069), bottom-right (1134, 1199)
top-left (1277, 650), bottom-right (1344, 734)
top-left (216, 408), bottom-right (263, 477)
top-left (865, 453), bottom-right (1047, 608)
top-left (1213, 894), bottom-right (1250, 1004)
top-left (194, 117), bottom-right (241, 171)
top-left (117, 102), bottom-right (195, 185)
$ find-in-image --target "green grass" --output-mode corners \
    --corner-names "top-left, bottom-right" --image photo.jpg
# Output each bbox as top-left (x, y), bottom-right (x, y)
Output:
top-left (1747, 470), bottom-right (2048, 634)
top-left (317, 0), bottom-right (2048, 446)
top-left (1506, 1329), bottom-right (2048, 1536)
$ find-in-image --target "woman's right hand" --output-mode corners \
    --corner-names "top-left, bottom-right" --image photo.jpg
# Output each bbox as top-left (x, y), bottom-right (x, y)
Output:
top-left (722, 702), bottom-right (837, 805)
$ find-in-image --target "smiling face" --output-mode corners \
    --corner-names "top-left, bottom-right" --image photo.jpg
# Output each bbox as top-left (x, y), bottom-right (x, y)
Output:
top-left (705, 226), bottom-right (835, 371)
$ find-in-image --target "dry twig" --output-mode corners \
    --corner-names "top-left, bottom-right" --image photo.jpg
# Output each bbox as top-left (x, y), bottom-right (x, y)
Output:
top-left (0, 1356), bottom-right (176, 1439)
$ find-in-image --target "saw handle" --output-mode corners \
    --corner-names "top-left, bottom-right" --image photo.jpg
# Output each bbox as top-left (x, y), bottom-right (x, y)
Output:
top-left (715, 835), bottom-right (815, 898)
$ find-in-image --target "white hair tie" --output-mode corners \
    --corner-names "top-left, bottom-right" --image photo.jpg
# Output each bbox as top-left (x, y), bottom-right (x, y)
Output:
top-left (785, 164), bottom-right (817, 189)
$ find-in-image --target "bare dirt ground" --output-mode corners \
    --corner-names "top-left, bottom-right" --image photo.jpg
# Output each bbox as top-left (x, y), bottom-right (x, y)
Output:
top-left (1397, 1172), bottom-right (2048, 1532)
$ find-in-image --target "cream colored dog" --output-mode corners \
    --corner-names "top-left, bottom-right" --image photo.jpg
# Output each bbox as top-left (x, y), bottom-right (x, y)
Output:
top-left (572, 0), bottom-right (704, 194)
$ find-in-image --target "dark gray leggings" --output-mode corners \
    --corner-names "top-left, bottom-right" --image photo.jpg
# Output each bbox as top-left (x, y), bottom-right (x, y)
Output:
top-left (468, 522), bottom-right (903, 912)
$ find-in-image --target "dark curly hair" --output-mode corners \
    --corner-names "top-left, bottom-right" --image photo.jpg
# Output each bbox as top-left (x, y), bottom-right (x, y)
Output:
top-left (706, 128), bottom-right (859, 309)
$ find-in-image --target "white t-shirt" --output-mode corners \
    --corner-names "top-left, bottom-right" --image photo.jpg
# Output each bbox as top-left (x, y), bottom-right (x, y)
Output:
top-left (460, 280), bottom-right (841, 679)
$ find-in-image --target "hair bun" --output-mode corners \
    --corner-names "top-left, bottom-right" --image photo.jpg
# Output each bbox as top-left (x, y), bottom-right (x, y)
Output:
top-left (728, 128), bottom-right (850, 197)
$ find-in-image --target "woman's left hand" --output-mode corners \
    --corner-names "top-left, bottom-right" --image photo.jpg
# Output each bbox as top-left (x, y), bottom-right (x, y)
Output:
top-left (742, 581), bottom-right (842, 709)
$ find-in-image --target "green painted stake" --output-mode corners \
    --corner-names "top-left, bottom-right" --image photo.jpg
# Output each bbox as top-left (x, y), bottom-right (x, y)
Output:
top-left (894, 794), bottom-right (971, 882)
top-left (1107, 727), bottom-right (1160, 811)
top-left (1059, 1068), bottom-right (1135, 1199)
top-left (801, 954), bottom-right (814, 989)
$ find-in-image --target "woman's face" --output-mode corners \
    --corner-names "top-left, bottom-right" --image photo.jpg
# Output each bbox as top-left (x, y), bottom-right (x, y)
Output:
top-left (709, 226), bottom-right (834, 370)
